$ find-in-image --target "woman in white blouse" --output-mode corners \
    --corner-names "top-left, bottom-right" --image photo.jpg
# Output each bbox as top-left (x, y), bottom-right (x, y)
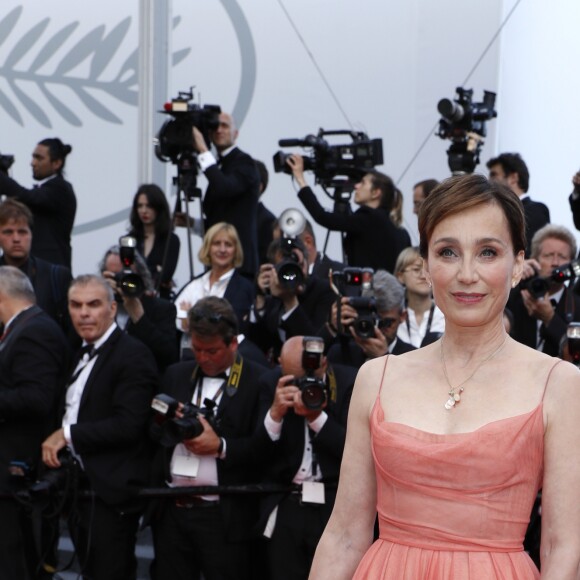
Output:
top-left (395, 246), bottom-right (445, 347)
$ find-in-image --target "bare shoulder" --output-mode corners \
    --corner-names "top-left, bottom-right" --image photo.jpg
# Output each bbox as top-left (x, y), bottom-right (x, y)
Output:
top-left (542, 356), bottom-right (580, 421)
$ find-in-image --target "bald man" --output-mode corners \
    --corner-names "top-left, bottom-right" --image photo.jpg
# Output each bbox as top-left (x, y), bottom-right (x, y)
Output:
top-left (192, 112), bottom-right (260, 278)
top-left (256, 335), bottom-right (357, 580)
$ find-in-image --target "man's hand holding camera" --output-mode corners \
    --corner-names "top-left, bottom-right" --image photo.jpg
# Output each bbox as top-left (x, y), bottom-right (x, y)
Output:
top-left (174, 403), bottom-right (222, 456)
top-left (42, 428), bottom-right (67, 469)
top-left (256, 263), bottom-right (301, 313)
top-left (519, 258), bottom-right (556, 324)
top-left (351, 326), bottom-right (389, 359)
top-left (270, 375), bottom-right (325, 424)
top-left (286, 154), bottom-right (308, 188)
top-left (102, 269), bottom-right (145, 324)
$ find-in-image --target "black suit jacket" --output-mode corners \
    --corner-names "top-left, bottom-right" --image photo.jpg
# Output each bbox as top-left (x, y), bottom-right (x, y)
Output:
top-left (224, 269), bottom-right (255, 323)
top-left (135, 232), bottom-right (180, 299)
top-left (508, 286), bottom-right (580, 356)
top-left (521, 197), bottom-right (550, 256)
top-left (0, 306), bottom-right (69, 489)
top-left (326, 337), bottom-right (416, 369)
top-left (124, 294), bottom-right (178, 373)
top-left (0, 173), bottom-right (77, 269)
top-left (298, 186), bottom-right (402, 272)
top-left (244, 275), bottom-right (336, 359)
top-left (255, 363), bottom-right (356, 527)
top-left (311, 253), bottom-right (344, 281)
top-left (202, 147), bottom-right (260, 277)
top-left (0, 255), bottom-right (74, 343)
top-left (150, 356), bottom-right (268, 541)
top-left (68, 328), bottom-right (158, 505)
top-left (257, 201), bottom-right (277, 265)
top-left (569, 192), bottom-right (580, 232)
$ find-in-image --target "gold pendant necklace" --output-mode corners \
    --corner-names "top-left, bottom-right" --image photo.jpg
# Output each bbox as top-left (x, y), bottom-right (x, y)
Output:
top-left (440, 334), bottom-right (508, 410)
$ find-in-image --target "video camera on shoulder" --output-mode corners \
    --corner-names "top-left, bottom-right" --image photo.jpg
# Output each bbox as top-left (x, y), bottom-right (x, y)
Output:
top-left (154, 88), bottom-right (221, 165)
top-left (151, 393), bottom-right (218, 448)
top-left (296, 337), bottom-right (328, 411)
top-left (519, 260), bottom-right (580, 300)
top-left (273, 128), bottom-right (383, 189)
top-left (332, 267), bottom-right (377, 338)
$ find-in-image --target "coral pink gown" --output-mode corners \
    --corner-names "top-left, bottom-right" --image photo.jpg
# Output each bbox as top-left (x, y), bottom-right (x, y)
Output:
top-left (352, 362), bottom-right (553, 579)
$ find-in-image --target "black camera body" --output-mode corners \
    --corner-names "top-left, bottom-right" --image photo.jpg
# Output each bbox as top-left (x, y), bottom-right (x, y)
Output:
top-left (519, 261), bottom-right (580, 300)
top-left (27, 448), bottom-right (77, 497)
top-left (155, 88), bottom-right (221, 164)
top-left (296, 337), bottom-right (328, 411)
top-left (0, 153), bottom-right (14, 174)
top-left (273, 129), bottom-right (383, 186)
top-left (347, 296), bottom-right (377, 339)
top-left (332, 267), bottom-right (376, 337)
top-left (152, 393), bottom-right (218, 448)
top-left (436, 87), bottom-right (497, 174)
top-left (275, 237), bottom-right (306, 291)
top-left (115, 236), bottom-right (145, 298)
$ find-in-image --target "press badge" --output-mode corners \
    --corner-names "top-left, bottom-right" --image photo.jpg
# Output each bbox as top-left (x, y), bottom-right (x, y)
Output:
top-left (172, 454), bottom-right (200, 478)
top-left (302, 481), bottom-right (325, 504)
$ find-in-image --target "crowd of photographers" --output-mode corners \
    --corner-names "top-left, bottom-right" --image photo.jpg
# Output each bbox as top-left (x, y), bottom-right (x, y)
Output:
top-left (0, 117), bottom-right (580, 579)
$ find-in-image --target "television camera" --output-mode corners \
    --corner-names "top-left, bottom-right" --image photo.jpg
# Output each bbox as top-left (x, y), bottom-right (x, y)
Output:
top-left (436, 87), bottom-right (497, 174)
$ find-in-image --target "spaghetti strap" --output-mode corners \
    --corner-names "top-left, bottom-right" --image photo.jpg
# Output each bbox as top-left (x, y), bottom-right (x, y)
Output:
top-left (541, 359), bottom-right (563, 402)
top-left (378, 355), bottom-right (390, 396)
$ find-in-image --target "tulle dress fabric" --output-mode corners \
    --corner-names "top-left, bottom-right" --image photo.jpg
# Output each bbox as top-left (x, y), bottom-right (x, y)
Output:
top-left (353, 367), bottom-right (548, 579)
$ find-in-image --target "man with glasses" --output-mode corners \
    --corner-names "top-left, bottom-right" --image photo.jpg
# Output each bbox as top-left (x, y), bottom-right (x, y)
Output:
top-left (326, 270), bottom-right (415, 368)
top-left (149, 296), bottom-right (268, 580)
top-left (508, 224), bottom-right (580, 357)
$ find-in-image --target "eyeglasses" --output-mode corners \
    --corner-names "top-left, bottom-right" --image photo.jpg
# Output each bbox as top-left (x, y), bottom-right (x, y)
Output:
top-left (402, 267), bottom-right (423, 276)
top-left (377, 317), bottom-right (397, 329)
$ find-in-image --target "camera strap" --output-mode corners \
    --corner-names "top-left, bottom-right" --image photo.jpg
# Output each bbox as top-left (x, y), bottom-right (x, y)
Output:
top-left (326, 366), bottom-right (337, 404)
top-left (190, 353), bottom-right (244, 407)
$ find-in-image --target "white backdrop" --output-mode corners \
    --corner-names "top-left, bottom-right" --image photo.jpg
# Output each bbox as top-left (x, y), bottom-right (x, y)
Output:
top-left (0, 0), bottom-right (578, 286)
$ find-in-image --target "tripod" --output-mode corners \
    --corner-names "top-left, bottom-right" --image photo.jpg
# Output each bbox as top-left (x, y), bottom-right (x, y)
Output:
top-left (320, 179), bottom-right (355, 264)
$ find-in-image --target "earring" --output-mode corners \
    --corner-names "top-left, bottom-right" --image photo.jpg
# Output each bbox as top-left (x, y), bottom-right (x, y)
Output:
top-left (511, 280), bottom-right (516, 288)
top-left (427, 280), bottom-right (432, 288)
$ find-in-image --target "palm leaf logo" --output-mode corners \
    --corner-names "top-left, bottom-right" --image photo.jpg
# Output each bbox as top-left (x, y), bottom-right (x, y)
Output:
top-left (0, 6), bottom-right (190, 128)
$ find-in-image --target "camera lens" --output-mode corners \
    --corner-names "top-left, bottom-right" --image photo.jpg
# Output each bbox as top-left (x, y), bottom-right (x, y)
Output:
top-left (301, 383), bottom-right (326, 410)
top-left (118, 273), bottom-right (145, 298)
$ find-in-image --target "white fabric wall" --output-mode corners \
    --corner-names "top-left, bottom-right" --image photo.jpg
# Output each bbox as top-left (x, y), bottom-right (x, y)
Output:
top-left (0, 1), bottom-right (577, 285)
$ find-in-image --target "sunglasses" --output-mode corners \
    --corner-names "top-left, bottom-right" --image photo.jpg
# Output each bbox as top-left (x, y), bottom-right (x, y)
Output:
top-left (190, 309), bottom-right (237, 329)
top-left (377, 317), bottom-right (397, 330)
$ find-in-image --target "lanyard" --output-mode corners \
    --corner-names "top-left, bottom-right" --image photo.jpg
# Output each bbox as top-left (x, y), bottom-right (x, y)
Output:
top-left (406, 301), bottom-right (435, 339)
top-left (190, 353), bottom-right (244, 408)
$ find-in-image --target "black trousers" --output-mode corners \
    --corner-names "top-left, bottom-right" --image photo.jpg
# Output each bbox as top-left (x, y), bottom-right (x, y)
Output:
top-left (150, 499), bottom-right (251, 580)
top-left (67, 497), bottom-right (140, 580)
top-left (267, 494), bottom-right (332, 580)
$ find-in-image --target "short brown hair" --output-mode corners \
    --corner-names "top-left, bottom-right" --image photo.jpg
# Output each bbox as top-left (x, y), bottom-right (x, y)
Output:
top-left (188, 296), bottom-right (238, 344)
top-left (418, 174), bottom-right (525, 258)
top-left (0, 199), bottom-right (33, 229)
top-left (198, 222), bottom-right (243, 268)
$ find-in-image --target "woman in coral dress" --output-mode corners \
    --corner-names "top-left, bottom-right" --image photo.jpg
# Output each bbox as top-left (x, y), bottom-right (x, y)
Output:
top-left (309, 174), bottom-right (580, 579)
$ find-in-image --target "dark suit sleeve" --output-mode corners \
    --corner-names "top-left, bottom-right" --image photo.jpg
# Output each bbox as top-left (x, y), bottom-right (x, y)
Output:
top-left (0, 325), bottom-right (67, 419)
top-left (204, 154), bottom-right (258, 200)
top-left (297, 186), bottom-right (368, 233)
top-left (0, 173), bottom-right (70, 214)
top-left (570, 193), bottom-right (580, 231)
top-left (70, 343), bottom-right (157, 453)
top-left (128, 298), bottom-right (178, 371)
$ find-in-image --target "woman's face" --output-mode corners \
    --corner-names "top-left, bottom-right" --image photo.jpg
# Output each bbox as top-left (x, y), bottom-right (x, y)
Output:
top-left (423, 202), bottom-right (523, 329)
top-left (136, 194), bottom-right (157, 225)
top-left (397, 256), bottom-right (431, 298)
top-left (209, 230), bottom-right (236, 269)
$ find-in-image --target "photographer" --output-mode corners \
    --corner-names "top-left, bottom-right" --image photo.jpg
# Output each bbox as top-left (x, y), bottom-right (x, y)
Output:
top-left (256, 335), bottom-right (356, 580)
top-left (100, 244), bottom-right (178, 372)
top-left (244, 237), bottom-right (335, 361)
top-left (190, 112), bottom-right (261, 278)
top-left (41, 275), bottom-right (157, 580)
top-left (326, 270), bottom-right (416, 369)
top-left (487, 153), bottom-right (550, 256)
top-left (0, 267), bottom-right (69, 579)
top-left (149, 296), bottom-right (267, 580)
top-left (508, 224), bottom-right (580, 356)
top-left (568, 169), bottom-right (580, 234)
top-left (0, 138), bottom-right (76, 269)
top-left (287, 154), bottom-right (407, 273)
